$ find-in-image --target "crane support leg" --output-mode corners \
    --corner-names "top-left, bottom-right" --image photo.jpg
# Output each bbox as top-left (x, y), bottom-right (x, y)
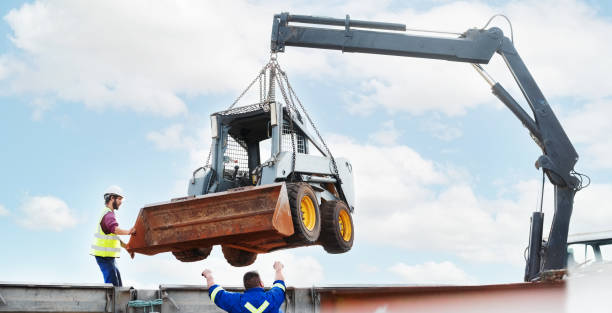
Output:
top-left (542, 187), bottom-right (576, 271)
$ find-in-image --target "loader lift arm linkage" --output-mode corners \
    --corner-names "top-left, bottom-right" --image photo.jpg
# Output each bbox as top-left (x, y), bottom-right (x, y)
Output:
top-left (271, 13), bottom-right (581, 282)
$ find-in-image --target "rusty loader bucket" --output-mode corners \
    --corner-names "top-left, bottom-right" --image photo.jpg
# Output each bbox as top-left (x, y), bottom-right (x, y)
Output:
top-left (127, 183), bottom-right (294, 257)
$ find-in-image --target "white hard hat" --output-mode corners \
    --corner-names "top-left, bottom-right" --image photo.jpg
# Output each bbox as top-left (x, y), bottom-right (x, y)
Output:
top-left (104, 185), bottom-right (124, 198)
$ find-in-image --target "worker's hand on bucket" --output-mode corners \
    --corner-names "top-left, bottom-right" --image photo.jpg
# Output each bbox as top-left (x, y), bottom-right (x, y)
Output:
top-left (129, 227), bottom-right (136, 235)
top-left (273, 261), bottom-right (284, 272)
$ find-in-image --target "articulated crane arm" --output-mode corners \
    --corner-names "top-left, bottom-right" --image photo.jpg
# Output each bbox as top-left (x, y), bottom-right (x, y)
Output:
top-left (271, 13), bottom-right (581, 282)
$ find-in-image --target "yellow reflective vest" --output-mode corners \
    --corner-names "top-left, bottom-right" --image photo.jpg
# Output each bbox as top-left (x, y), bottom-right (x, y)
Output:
top-left (90, 207), bottom-right (121, 258)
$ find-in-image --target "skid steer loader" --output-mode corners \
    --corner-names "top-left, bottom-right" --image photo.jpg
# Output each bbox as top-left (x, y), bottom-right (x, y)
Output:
top-left (127, 63), bottom-right (355, 266)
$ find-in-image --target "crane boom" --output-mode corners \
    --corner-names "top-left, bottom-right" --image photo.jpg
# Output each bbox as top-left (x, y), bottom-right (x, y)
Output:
top-left (271, 12), bottom-right (581, 281)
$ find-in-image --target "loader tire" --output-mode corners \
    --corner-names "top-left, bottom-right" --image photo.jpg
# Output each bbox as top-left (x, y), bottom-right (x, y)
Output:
top-left (222, 246), bottom-right (257, 267)
top-left (286, 183), bottom-right (321, 244)
top-left (319, 200), bottom-right (354, 254)
top-left (172, 247), bottom-right (212, 262)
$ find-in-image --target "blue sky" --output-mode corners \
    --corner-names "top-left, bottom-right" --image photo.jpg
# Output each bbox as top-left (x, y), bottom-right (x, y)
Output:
top-left (1, 0), bottom-right (611, 288)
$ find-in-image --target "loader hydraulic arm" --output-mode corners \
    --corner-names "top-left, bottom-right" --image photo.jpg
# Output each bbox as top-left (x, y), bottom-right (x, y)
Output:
top-left (271, 13), bottom-right (581, 281)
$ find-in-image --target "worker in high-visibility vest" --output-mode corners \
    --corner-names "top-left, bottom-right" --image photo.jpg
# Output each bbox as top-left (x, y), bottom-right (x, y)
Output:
top-left (202, 261), bottom-right (286, 313)
top-left (90, 185), bottom-right (135, 287)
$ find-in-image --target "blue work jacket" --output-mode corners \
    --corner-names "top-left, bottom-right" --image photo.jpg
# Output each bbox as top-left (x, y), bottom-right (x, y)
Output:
top-left (208, 280), bottom-right (286, 313)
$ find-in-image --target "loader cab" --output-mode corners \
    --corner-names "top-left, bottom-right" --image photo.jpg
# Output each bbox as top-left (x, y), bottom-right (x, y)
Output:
top-left (202, 101), bottom-right (311, 194)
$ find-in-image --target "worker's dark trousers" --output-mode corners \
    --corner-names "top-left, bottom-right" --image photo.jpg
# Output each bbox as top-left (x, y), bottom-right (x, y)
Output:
top-left (95, 256), bottom-right (122, 287)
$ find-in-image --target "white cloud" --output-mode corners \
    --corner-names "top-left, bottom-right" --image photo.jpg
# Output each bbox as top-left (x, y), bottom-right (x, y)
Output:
top-left (146, 123), bottom-right (211, 169)
top-left (331, 0), bottom-right (612, 117)
top-left (341, 57), bottom-right (490, 116)
top-left (563, 99), bottom-right (612, 169)
top-left (356, 182), bottom-right (530, 265)
top-left (570, 183), bottom-right (612, 234)
top-left (147, 124), bottom-right (194, 151)
top-left (389, 261), bottom-right (477, 285)
top-left (29, 97), bottom-right (54, 121)
top-left (330, 133), bottom-right (447, 205)
top-left (18, 196), bottom-right (77, 231)
top-left (338, 129), bottom-right (612, 265)
top-left (368, 120), bottom-right (401, 146)
top-left (1, 0), bottom-right (277, 117)
top-left (1, 0), bottom-right (610, 175)
top-left (501, 1), bottom-right (612, 100)
top-left (3, 1), bottom-right (610, 119)
top-left (420, 116), bottom-right (463, 141)
top-left (0, 204), bottom-right (9, 216)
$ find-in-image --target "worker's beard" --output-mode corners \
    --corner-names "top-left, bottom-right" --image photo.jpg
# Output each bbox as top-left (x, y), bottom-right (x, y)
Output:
top-left (112, 199), bottom-right (119, 211)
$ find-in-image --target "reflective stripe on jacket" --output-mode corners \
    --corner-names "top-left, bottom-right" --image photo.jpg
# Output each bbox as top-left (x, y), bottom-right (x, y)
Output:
top-left (90, 207), bottom-right (121, 257)
top-left (208, 280), bottom-right (286, 313)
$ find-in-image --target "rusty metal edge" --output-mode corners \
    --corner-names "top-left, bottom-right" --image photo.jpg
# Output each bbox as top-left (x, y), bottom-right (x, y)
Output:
top-left (271, 183), bottom-right (294, 236)
top-left (314, 281), bottom-right (565, 296)
top-left (142, 182), bottom-right (287, 208)
top-left (0, 282), bottom-right (116, 289)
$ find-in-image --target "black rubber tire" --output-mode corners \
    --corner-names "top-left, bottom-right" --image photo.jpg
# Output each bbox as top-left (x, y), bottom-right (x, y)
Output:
top-left (221, 246), bottom-right (257, 267)
top-left (319, 200), bottom-right (354, 254)
top-left (172, 247), bottom-right (212, 262)
top-left (286, 183), bottom-right (321, 244)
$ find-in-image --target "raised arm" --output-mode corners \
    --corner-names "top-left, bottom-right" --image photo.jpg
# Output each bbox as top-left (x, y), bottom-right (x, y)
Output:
top-left (202, 269), bottom-right (216, 288)
top-left (202, 269), bottom-right (239, 312)
top-left (273, 261), bottom-right (284, 282)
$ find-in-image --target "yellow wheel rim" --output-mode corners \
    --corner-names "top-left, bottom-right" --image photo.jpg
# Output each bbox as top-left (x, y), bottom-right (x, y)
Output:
top-left (300, 196), bottom-right (316, 231)
top-left (338, 209), bottom-right (352, 241)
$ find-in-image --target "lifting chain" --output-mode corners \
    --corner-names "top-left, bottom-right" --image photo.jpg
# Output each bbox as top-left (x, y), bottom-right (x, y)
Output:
top-left (197, 54), bottom-right (341, 186)
top-left (200, 59), bottom-right (274, 171)
top-left (276, 63), bottom-right (342, 184)
top-left (228, 61), bottom-right (273, 110)
top-left (273, 66), bottom-right (298, 180)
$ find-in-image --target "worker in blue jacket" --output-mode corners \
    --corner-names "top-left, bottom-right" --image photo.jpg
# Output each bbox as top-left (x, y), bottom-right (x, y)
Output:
top-left (202, 261), bottom-right (286, 313)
